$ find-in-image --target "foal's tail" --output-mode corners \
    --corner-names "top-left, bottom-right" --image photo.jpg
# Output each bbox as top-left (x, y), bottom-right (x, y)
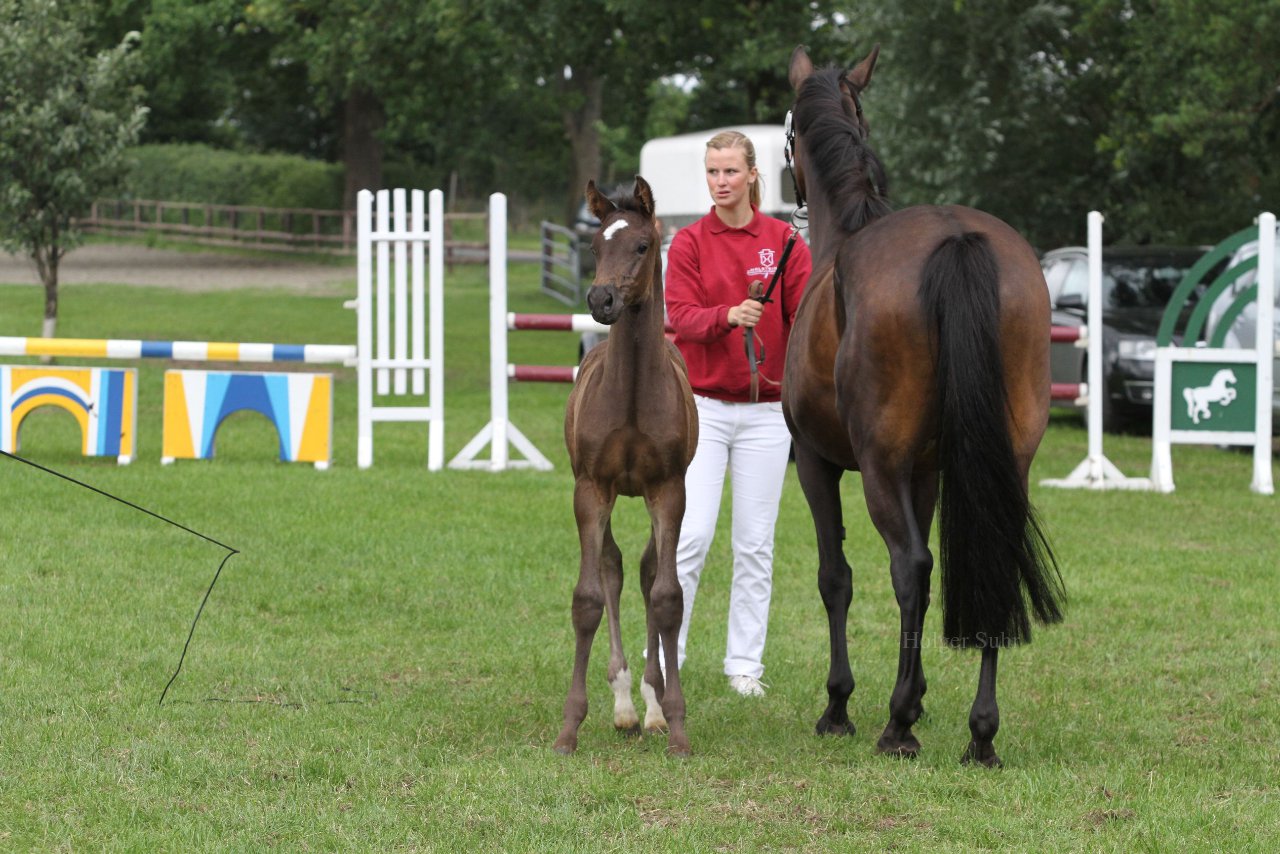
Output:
top-left (919, 232), bottom-right (1065, 647)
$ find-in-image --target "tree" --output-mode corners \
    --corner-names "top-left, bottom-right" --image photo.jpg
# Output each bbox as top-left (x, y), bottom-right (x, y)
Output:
top-left (839, 1), bottom-right (1096, 249)
top-left (1084, 0), bottom-right (1280, 243)
top-left (0, 0), bottom-right (147, 337)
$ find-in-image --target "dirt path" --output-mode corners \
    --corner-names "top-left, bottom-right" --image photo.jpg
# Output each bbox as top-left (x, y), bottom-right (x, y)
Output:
top-left (0, 244), bottom-right (355, 295)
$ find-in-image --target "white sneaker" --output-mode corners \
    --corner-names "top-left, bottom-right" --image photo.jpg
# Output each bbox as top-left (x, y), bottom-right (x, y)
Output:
top-left (728, 674), bottom-right (767, 697)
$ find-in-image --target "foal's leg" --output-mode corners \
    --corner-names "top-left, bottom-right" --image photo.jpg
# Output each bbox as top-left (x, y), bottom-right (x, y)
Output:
top-left (638, 534), bottom-right (668, 734)
top-left (793, 443), bottom-right (856, 736)
top-left (646, 477), bottom-right (689, 757)
top-left (962, 646), bottom-right (1002, 767)
top-left (601, 521), bottom-right (640, 734)
top-left (862, 461), bottom-right (935, 758)
top-left (553, 480), bottom-right (615, 755)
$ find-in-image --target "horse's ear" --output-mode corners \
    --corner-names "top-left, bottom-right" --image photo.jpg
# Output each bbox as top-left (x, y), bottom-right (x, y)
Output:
top-left (788, 45), bottom-right (814, 93)
top-left (633, 175), bottom-right (655, 220)
top-left (847, 43), bottom-right (880, 92)
top-left (586, 180), bottom-right (616, 222)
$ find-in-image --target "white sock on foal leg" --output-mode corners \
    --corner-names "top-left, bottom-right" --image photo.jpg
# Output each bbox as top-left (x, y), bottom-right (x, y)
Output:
top-left (610, 667), bottom-right (639, 730)
top-left (640, 678), bottom-right (668, 732)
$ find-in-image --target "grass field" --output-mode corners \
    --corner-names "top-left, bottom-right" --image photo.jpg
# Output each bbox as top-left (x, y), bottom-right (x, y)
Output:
top-left (1, 260), bottom-right (1277, 851)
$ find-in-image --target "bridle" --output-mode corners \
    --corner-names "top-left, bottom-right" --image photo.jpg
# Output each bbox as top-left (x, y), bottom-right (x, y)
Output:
top-left (743, 113), bottom-right (811, 401)
top-left (783, 108), bottom-right (804, 210)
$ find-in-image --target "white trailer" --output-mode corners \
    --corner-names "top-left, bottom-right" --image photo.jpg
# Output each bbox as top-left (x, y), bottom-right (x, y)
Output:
top-left (639, 124), bottom-right (798, 238)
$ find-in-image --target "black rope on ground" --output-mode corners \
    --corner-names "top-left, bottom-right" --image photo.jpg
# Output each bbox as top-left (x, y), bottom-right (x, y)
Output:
top-left (0, 450), bottom-right (238, 706)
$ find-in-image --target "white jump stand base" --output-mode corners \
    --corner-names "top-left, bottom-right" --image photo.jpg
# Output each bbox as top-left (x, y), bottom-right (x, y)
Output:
top-left (1040, 454), bottom-right (1151, 490)
top-left (448, 419), bottom-right (553, 472)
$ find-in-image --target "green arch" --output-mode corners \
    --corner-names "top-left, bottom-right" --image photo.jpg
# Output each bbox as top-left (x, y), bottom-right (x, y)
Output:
top-left (1182, 255), bottom-right (1258, 345)
top-left (1155, 225), bottom-right (1254, 346)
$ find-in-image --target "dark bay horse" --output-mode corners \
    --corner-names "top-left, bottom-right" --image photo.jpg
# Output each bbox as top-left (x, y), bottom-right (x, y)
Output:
top-left (554, 176), bottom-right (698, 757)
top-left (782, 46), bottom-right (1065, 766)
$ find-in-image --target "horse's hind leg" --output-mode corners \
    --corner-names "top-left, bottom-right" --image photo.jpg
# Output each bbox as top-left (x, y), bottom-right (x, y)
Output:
top-left (601, 521), bottom-right (640, 734)
top-left (554, 480), bottom-right (615, 755)
top-left (863, 463), bottom-right (936, 758)
top-left (962, 647), bottom-right (1002, 767)
top-left (793, 443), bottom-right (856, 736)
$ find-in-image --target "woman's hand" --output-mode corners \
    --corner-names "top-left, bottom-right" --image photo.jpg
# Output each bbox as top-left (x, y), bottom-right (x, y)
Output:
top-left (728, 298), bottom-right (763, 328)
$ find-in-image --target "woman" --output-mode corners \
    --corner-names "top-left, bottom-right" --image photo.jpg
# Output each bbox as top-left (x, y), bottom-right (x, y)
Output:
top-left (663, 130), bottom-right (812, 697)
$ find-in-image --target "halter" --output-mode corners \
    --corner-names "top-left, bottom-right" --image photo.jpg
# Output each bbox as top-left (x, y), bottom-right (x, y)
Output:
top-left (783, 108), bottom-right (804, 209)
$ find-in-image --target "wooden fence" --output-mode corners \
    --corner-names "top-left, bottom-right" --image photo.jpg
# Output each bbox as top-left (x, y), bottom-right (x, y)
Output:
top-left (538, 220), bottom-right (585, 305)
top-left (79, 199), bottom-right (489, 261)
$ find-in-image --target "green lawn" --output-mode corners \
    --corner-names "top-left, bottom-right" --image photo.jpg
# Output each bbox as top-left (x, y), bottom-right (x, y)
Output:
top-left (0, 264), bottom-right (1277, 851)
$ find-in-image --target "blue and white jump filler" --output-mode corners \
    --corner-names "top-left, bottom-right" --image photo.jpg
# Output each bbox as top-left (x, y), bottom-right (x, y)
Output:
top-left (161, 369), bottom-right (333, 469)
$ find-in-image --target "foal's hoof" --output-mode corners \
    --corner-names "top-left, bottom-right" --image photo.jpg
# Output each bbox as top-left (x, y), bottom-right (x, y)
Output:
top-left (552, 734), bottom-right (578, 756)
top-left (666, 737), bottom-right (691, 759)
top-left (960, 740), bottom-right (1002, 768)
top-left (815, 715), bottom-right (856, 737)
top-left (875, 730), bottom-right (921, 758)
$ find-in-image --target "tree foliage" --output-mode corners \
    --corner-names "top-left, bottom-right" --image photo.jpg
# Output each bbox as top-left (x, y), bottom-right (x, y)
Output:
top-left (1085, 0), bottom-right (1280, 243)
top-left (837, 0), bottom-right (1279, 247)
top-left (0, 0), bottom-right (147, 333)
top-left (32, 0), bottom-right (1277, 248)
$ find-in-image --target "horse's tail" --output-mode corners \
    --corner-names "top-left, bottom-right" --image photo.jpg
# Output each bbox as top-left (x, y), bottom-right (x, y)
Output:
top-left (919, 232), bottom-right (1065, 648)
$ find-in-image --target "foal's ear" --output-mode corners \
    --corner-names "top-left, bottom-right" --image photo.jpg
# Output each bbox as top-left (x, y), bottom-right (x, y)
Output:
top-left (788, 45), bottom-right (814, 93)
top-left (847, 43), bottom-right (880, 92)
top-left (633, 175), bottom-right (655, 220)
top-left (586, 180), bottom-right (616, 222)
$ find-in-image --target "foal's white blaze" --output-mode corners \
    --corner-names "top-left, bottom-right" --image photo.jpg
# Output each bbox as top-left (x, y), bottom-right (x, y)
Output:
top-left (610, 667), bottom-right (639, 730)
top-left (641, 678), bottom-right (668, 732)
top-left (603, 219), bottom-right (629, 241)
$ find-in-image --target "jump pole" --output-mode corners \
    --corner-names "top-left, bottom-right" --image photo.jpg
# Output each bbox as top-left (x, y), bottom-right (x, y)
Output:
top-left (1041, 211), bottom-right (1152, 490)
top-left (448, 193), bottom-right (554, 471)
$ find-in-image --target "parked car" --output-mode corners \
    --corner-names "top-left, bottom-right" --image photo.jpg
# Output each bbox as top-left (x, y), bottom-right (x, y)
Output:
top-left (1204, 226), bottom-right (1280, 432)
top-left (1043, 245), bottom-right (1223, 432)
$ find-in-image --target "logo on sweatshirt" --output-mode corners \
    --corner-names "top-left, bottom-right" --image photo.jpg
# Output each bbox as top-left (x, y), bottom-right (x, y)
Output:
top-left (747, 247), bottom-right (778, 279)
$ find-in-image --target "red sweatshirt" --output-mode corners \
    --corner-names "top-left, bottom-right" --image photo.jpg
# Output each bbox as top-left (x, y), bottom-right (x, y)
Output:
top-left (665, 206), bottom-right (812, 402)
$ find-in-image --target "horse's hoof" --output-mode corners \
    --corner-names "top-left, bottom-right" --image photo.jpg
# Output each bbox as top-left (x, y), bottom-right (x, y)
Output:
top-left (552, 743), bottom-right (576, 756)
top-left (666, 738), bottom-right (691, 758)
top-left (644, 722), bottom-right (669, 736)
top-left (816, 716), bottom-right (856, 737)
top-left (615, 722), bottom-right (642, 737)
top-left (876, 731), bottom-right (921, 758)
top-left (960, 741), bottom-right (1002, 768)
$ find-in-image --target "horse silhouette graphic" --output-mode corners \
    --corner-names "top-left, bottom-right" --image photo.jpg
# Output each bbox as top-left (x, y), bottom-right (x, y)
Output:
top-left (1183, 368), bottom-right (1237, 424)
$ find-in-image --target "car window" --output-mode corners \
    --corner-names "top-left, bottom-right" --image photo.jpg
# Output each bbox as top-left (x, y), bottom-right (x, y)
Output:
top-left (1103, 261), bottom-right (1193, 309)
top-left (1058, 259), bottom-right (1088, 305)
top-left (1042, 259), bottom-right (1068, 302)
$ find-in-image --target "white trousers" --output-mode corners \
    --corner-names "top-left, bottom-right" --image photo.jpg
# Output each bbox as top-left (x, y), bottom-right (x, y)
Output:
top-left (668, 395), bottom-right (791, 678)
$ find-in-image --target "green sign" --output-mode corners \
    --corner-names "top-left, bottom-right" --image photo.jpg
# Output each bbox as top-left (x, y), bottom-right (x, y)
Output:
top-left (1170, 361), bottom-right (1257, 431)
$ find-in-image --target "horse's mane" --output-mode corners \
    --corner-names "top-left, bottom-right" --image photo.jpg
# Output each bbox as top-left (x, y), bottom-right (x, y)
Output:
top-left (795, 67), bottom-right (892, 234)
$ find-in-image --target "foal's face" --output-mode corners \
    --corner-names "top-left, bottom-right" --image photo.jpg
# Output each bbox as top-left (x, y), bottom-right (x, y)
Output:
top-left (587, 210), bottom-right (658, 325)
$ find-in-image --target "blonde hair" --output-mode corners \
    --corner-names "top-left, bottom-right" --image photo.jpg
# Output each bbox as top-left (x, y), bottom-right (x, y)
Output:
top-left (706, 130), bottom-right (762, 208)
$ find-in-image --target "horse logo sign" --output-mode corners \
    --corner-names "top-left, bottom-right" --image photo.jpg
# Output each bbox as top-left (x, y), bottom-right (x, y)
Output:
top-left (1151, 211), bottom-right (1273, 494)
top-left (1169, 361), bottom-right (1256, 432)
top-left (1183, 368), bottom-right (1237, 424)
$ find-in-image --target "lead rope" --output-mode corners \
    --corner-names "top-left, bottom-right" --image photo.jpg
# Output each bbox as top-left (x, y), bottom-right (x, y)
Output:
top-left (1, 449), bottom-right (238, 706)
